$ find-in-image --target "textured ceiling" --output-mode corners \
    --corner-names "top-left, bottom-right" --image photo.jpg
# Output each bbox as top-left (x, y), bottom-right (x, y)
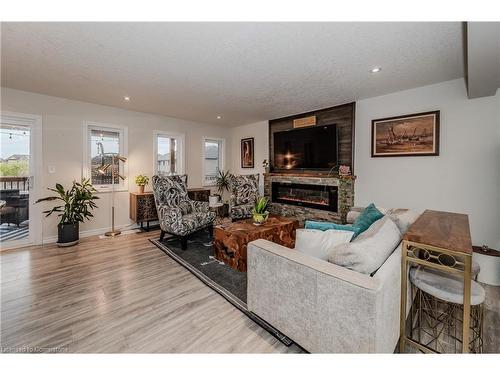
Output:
top-left (1, 22), bottom-right (465, 126)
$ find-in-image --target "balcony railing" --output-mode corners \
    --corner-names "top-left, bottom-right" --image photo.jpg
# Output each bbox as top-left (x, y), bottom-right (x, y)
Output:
top-left (0, 176), bottom-right (29, 191)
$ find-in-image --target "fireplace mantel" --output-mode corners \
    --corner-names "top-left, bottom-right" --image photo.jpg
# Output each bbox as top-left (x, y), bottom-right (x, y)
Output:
top-left (263, 172), bottom-right (355, 224)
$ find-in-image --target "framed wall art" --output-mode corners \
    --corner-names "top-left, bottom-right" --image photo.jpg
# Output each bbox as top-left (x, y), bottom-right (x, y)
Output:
top-left (241, 137), bottom-right (254, 168)
top-left (371, 110), bottom-right (440, 157)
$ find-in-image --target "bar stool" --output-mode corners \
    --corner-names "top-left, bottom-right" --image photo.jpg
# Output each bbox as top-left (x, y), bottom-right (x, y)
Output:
top-left (409, 265), bottom-right (485, 353)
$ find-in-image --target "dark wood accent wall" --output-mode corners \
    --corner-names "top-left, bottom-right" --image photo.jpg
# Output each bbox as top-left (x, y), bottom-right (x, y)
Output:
top-left (269, 102), bottom-right (356, 174)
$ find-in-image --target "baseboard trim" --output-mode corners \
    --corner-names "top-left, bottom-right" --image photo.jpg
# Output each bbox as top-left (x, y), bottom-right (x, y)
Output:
top-left (42, 223), bottom-right (151, 244)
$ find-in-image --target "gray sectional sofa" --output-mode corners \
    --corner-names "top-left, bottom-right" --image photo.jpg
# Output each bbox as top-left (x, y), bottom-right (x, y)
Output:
top-left (247, 207), bottom-right (418, 353)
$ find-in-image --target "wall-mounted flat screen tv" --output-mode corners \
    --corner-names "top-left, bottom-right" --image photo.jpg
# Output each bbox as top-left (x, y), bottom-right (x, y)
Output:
top-left (273, 124), bottom-right (338, 170)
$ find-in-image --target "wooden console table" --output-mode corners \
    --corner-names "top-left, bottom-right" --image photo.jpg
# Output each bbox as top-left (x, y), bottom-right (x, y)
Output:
top-left (129, 188), bottom-right (211, 230)
top-left (399, 209), bottom-right (473, 353)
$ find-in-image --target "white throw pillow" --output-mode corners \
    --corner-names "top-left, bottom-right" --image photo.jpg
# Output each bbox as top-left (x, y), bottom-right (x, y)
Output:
top-left (295, 228), bottom-right (354, 261)
top-left (328, 217), bottom-right (402, 275)
top-left (385, 208), bottom-right (421, 234)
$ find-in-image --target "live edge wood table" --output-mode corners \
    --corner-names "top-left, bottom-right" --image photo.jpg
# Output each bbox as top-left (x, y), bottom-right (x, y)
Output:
top-left (400, 209), bottom-right (473, 353)
top-left (214, 215), bottom-right (299, 272)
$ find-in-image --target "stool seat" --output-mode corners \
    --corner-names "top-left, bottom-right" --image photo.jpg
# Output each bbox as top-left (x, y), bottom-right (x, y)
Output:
top-left (410, 266), bottom-right (485, 306)
top-left (472, 260), bottom-right (480, 278)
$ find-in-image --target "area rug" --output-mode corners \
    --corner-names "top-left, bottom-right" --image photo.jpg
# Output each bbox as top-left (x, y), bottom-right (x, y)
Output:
top-left (150, 231), bottom-right (293, 346)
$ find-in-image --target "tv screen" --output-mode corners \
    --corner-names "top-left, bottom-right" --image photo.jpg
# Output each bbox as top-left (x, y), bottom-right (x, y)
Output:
top-left (273, 124), bottom-right (338, 170)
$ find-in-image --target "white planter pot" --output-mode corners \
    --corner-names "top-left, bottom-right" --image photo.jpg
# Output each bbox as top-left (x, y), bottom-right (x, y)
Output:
top-left (473, 250), bottom-right (500, 286)
top-left (209, 195), bottom-right (220, 206)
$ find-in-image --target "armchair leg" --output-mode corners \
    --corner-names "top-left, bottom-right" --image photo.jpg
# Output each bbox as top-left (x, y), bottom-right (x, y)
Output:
top-left (207, 224), bottom-right (214, 238)
top-left (160, 230), bottom-right (166, 241)
top-left (180, 236), bottom-right (188, 250)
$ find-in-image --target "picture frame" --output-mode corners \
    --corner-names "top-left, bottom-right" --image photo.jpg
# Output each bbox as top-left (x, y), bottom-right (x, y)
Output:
top-left (371, 110), bottom-right (440, 157)
top-left (241, 137), bottom-right (254, 168)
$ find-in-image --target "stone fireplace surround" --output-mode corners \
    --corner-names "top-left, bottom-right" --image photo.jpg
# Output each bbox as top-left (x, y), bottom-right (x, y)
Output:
top-left (264, 172), bottom-right (355, 225)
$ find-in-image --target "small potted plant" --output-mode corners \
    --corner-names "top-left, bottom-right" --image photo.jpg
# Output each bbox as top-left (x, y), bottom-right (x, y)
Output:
top-left (262, 159), bottom-right (270, 173)
top-left (135, 175), bottom-right (149, 193)
top-left (36, 178), bottom-right (99, 247)
top-left (252, 196), bottom-right (269, 225)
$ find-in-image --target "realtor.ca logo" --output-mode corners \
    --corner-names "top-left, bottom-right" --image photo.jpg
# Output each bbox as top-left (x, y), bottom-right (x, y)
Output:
top-left (1, 345), bottom-right (68, 353)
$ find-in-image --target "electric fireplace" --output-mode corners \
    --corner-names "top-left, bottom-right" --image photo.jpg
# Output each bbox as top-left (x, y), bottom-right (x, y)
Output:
top-left (271, 182), bottom-right (338, 212)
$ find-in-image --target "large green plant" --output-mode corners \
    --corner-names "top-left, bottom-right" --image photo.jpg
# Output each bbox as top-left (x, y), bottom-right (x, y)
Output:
top-left (36, 178), bottom-right (99, 225)
top-left (215, 170), bottom-right (231, 195)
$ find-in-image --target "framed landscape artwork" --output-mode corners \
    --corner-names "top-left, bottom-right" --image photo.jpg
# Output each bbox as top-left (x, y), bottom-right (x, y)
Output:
top-left (371, 110), bottom-right (440, 157)
top-left (241, 137), bottom-right (255, 168)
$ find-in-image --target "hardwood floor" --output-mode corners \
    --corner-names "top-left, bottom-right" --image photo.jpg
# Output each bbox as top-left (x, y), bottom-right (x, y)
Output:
top-left (1, 231), bottom-right (498, 353)
top-left (0, 230), bottom-right (302, 353)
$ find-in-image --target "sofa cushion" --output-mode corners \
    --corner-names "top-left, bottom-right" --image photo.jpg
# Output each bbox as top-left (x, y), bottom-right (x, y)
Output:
top-left (348, 206), bottom-right (421, 234)
top-left (384, 208), bottom-right (421, 234)
top-left (307, 203), bottom-right (384, 239)
top-left (230, 174), bottom-right (259, 205)
top-left (328, 216), bottom-right (402, 275)
top-left (347, 205), bottom-right (389, 223)
top-left (352, 203), bottom-right (384, 236)
top-left (295, 228), bottom-right (354, 261)
top-left (304, 220), bottom-right (357, 233)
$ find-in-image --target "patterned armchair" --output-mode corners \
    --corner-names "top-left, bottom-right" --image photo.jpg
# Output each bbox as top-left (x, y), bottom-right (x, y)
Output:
top-left (228, 174), bottom-right (260, 221)
top-left (152, 175), bottom-right (215, 250)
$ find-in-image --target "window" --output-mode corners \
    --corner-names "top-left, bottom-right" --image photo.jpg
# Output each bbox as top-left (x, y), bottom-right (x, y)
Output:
top-left (154, 132), bottom-right (185, 175)
top-left (203, 137), bottom-right (224, 186)
top-left (84, 122), bottom-right (127, 191)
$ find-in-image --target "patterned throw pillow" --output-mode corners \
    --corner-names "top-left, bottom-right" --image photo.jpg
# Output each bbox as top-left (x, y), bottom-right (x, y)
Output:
top-left (231, 174), bottom-right (259, 205)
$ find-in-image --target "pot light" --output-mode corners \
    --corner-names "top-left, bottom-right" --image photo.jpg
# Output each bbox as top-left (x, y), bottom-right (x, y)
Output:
top-left (123, 96), bottom-right (130, 102)
top-left (370, 67), bottom-right (382, 73)
top-left (216, 115), bottom-right (222, 119)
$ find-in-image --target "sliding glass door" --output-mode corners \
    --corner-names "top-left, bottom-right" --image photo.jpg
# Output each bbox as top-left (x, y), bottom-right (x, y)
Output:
top-left (0, 112), bottom-right (42, 249)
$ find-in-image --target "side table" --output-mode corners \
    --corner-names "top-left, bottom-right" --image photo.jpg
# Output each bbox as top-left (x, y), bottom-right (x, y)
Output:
top-left (209, 202), bottom-right (225, 226)
top-left (400, 210), bottom-right (473, 353)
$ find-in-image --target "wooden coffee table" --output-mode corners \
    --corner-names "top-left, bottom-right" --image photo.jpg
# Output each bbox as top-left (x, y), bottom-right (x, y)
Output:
top-left (213, 215), bottom-right (299, 272)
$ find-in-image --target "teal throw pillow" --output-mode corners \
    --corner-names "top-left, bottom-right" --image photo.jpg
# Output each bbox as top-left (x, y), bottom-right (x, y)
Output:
top-left (304, 203), bottom-right (384, 239)
top-left (304, 220), bottom-right (357, 234)
top-left (352, 203), bottom-right (384, 236)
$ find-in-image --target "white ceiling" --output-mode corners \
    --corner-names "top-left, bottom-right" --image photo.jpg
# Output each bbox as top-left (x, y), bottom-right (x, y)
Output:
top-left (1, 22), bottom-right (465, 126)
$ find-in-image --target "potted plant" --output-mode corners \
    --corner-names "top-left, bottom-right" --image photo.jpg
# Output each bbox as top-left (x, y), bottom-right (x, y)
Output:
top-left (135, 174), bottom-right (149, 193)
top-left (262, 159), bottom-right (270, 173)
top-left (36, 178), bottom-right (99, 247)
top-left (212, 170), bottom-right (231, 207)
top-left (252, 196), bottom-right (269, 225)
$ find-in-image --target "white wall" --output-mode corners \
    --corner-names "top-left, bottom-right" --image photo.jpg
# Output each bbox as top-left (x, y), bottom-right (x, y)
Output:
top-left (355, 79), bottom-right (500, 248)
top-left (1, 88), bottom-right (231, 242)
top-left (229, 79), bottom-right (500, 248)
top-left (230, 121), bottom-right (269, 193)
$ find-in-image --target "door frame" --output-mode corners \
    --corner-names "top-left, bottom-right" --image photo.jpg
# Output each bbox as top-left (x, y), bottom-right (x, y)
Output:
top-left (0, 111), bottom-right (43, 250)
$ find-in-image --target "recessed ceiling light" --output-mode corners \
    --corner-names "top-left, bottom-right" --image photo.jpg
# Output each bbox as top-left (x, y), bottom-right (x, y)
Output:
top-left (216, 115), bottom-right (222, 119)
top-left (123, 96), bottom-right (130, 102)
top-left (370, 67), bottom-right (382, 73)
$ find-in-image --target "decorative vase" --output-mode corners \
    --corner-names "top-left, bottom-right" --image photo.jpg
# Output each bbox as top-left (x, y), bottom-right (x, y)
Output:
top-left (252, 211), bottom-right (269, 225)
top-left (57, 222), bottom-right (79, 247)
top-left (139, 185), bottom-right (145, 194)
